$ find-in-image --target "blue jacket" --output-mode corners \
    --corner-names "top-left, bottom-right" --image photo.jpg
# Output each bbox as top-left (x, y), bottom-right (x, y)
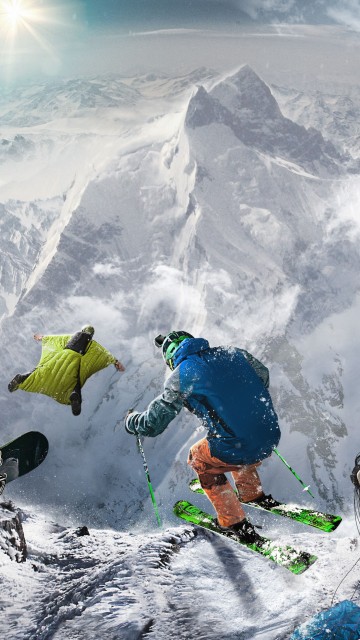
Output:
top-left (126, 338), bottom-right (280, 464)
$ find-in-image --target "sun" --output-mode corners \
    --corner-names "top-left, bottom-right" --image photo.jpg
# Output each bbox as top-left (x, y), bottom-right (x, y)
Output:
top-left (1, 0), bottom-right (34, 30)
top-left (4, 0), bottom-right (25, 20)
top-left (1, 0), bottom-right (81, 78)
top-left (0, 0), bottom-right (63, 56)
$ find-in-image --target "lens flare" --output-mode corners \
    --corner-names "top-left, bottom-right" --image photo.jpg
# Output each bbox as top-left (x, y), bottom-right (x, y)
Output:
top-left (3, 0), bottom-right (24, 25)
top-left (1, 0), bottom-right (37, 31)
top-left (1, 0), bottom-right (81, 78)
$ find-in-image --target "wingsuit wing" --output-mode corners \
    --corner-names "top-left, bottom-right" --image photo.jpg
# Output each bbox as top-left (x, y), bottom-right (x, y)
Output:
top-left (18, 335), bottom-right (116, 405)
top-left (79, 341), bottom-right (116, 386)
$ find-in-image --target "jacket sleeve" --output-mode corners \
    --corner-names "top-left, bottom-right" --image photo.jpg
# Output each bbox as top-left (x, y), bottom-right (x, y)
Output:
top-left (239, 349), bottom-right (269, 388)
top-left (125, 369), bottom-right (183, 437)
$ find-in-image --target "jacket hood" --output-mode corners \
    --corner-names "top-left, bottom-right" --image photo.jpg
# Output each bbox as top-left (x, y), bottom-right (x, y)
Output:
top-left (173, 337), bottom-right (209, 368)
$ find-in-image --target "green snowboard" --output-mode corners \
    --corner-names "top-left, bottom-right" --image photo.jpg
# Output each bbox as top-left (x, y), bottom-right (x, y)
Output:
top-left (0, 431), bottom-right (48, 481)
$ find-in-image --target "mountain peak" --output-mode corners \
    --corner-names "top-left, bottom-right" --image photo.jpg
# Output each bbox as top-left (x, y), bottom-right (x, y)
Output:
top-left (211, 65), bottom-right (282, 120)
top-left (185, 85), bottom-right (220, 128)
top-left (184, 65), bottom-right (350, 175)
top-left (185, 64), bottom-right (283, 132)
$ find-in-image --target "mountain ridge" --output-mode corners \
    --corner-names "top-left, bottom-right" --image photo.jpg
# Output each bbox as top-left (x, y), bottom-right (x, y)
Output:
top-left (186, 64), bottom-right (358, 176)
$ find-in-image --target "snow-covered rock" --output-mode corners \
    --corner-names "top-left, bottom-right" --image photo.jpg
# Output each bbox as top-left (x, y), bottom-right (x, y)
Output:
top-left (0, 505), bottom-right (358, 640)
top-left (272, 83), bottom-right (360, 158)
top-left (0, 501), bottom-right (26, 563)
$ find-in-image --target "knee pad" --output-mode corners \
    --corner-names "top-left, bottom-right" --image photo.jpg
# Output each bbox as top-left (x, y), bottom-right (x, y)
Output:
top-left (199, 473), bottom-right (227, 490)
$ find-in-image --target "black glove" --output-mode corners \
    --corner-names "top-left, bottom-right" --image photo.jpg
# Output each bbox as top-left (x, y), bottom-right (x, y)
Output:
top-left (125, 410), bottom-right (140, 435)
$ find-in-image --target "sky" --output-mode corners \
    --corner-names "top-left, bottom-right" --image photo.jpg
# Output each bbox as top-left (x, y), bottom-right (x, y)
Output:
top-left (63, 0), bottom-right (360, 29)
top-left (1, 1), bottom-right (360, 84)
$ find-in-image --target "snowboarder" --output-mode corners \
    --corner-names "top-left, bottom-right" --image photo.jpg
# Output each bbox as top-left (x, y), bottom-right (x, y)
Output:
top-left (8, 325), bottom-right (125, 416)
top-left (125, 331), bottom-right (281, 544)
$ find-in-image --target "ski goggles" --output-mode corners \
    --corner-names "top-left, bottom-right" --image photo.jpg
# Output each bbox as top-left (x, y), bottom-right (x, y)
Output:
top-left (154, 332), bottom-right (193, 369)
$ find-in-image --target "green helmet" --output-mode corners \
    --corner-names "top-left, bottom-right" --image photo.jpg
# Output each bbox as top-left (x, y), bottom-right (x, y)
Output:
top-left (81, 325), bottom-right (95, 336)
top-left (154, 331), bottom-right (194, 370)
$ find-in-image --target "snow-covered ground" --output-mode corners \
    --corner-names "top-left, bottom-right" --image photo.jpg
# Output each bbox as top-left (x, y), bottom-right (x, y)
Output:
top-left (0, 505), bottom-right (358, 640)
top-left (1, 25), bottom-right (360, 639)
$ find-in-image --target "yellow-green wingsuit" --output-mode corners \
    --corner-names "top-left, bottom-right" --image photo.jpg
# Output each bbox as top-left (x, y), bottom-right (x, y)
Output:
top-left (18, 335), bottom-right (116, 405)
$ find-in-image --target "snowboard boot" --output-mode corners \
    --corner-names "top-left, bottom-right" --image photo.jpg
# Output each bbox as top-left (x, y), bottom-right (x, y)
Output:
top-left (216, 518), bottom-right (263, 545)
top-left (0, 472), bottom-right (7, 496)
top-left (70, 391), bottom-right (82, 416)
top-left (250, 493), bottom-right (282, 509)
top-left (0, 454), bottom-right (19, 484)
top-left (8, 373), bottom-right (30, 393)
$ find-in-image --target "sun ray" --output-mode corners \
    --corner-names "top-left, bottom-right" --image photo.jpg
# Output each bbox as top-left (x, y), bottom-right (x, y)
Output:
top-left (0, 0), bottom-right (81, 79)
top-left (20, 15), bottom-right (56, 56)
top-left (2, 0), bottom-right (34, 30)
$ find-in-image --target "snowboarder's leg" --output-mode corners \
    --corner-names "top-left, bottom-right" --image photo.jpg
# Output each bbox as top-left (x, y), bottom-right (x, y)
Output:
top-left (188, 438), bottom-right (247, 527)
top-left (70, 380), bottom-right (82, 416)
top-left (231, 463), bottom-right (263, 503)
top-left (8, 372), bottom-right (32, 393)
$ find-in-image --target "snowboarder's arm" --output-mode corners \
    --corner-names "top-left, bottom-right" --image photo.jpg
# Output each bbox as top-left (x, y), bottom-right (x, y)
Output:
top-left (125, 375), bottom-right (183, 437)
top-left (239, 349), bottom-right (269, 388)
top-left (33, 333), bottom-right (43, 341)
top-left (114, 360), bottom-right (125, 372)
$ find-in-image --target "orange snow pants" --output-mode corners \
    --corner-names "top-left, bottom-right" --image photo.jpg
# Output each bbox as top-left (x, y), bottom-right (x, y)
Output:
top-left (188, 438), bottom-right (263, 527)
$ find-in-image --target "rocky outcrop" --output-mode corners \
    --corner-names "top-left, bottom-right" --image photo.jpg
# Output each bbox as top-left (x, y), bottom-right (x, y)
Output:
top-left (0, 500), bottom-right (27, 563)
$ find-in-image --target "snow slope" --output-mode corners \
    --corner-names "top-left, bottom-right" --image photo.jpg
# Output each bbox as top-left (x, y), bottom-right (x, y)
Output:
top-left (0, 507), bottom-right (358, 640)
top-left (1, 60), bottom-right (360, 638)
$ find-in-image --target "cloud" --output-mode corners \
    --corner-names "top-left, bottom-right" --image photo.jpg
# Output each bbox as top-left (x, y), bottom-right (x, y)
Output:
top-left (138, 265), bottom-right (207, 332)
top-left (63, 295), bottom-right (128, 337)
top-left (207, 0), bottom-right (356, 26)
top-left (235, 0), bottom-right (297, 20)
top-left (327, 1), bottom-right (360, 31)
top-left (93, 262), bottom-right (122, 276)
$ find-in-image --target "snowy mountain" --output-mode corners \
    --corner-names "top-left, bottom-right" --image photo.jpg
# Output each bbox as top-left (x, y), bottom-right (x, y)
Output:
top-left (272, 82), bottom-right (360, 158)
top-left (187, 65), bottom-right (357, 176)
top-left (0, 77), bottom-right (142, 126)
top-left (1, 62), bottom-right (360, 638)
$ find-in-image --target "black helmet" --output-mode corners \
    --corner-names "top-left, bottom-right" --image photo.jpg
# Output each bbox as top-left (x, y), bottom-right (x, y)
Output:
top-left (154, 331), bottom-right (194, 370)
top-left (81, 325), bottom-right (95, 336)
